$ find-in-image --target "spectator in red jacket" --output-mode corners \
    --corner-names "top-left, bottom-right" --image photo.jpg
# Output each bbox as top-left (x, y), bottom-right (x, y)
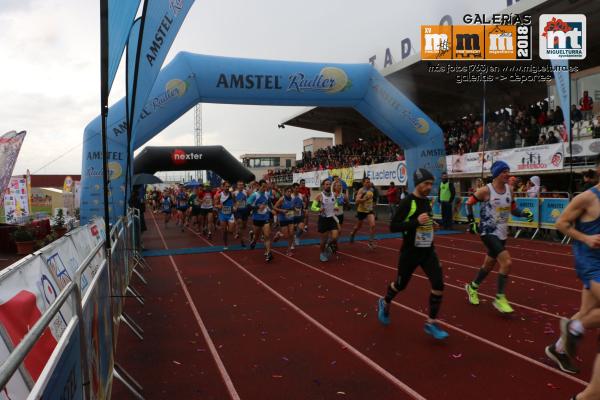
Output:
top-left (386, 182), bottom-right (399, 219)
top-left (580, 90), bottom-right (594, 121)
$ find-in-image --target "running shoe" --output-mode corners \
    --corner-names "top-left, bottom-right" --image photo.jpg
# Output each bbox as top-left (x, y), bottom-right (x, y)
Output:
top-left (367, 241), bottom-right (375, 250)
top-left (424, 322), bottom-right (449, 340)
top-left (493, 294), bottom-right (514, 313)
top-left (294, 236), bottom-right (300, 246)
top-left (545, 344), bottom-right (580, 374)
top-left (285, 250), bottom-right (293, 257)
top-left (249, 230), bottom-right (255, 242)
top-left (250, 239), bottom-right (257, 249)
top-left (273, 232), bottom-right (281, 243)
top-left (319, 252), bottom-right (329, 262)
top-left (465, 283), bottom-right (480, 305)
top-left (560, 318), bottom-right (583, 358)
top-left (234, 233), bottom-right (239, 239)
top-left (303, 226), bottom-right (308, 233)
top-left (265, 252), bottom-right (273, 262)
top-left (290, 244), bottom-right (295, 250)
top-left (377, 298), bottom-right (390, 326)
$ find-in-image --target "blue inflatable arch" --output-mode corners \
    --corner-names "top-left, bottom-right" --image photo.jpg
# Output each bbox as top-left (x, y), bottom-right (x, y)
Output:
top-left (81, 52), bottom-right (446, 223)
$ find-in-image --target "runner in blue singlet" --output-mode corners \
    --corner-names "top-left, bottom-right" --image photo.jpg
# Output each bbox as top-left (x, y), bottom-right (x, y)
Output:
top-left (273, 187), bottom-right (296, 255)
top-left (291, 183), bottom-right (306, 246)
top-left (248, 179), bottom-right (273, 262)
top-left (546, 158), bottom-right (600, 388)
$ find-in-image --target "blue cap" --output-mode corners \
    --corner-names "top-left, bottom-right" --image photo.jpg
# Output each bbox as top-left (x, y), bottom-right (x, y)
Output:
top-left (491, 161), bottom-right (510, 179)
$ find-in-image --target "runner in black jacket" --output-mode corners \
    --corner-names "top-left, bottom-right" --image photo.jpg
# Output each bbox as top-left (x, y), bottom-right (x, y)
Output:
top-left (377, 168), bottom-right (448, 340)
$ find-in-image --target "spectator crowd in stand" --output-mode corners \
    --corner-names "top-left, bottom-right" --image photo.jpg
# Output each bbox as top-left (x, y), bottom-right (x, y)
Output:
top-left (265, 93), bottom-right (596, 179)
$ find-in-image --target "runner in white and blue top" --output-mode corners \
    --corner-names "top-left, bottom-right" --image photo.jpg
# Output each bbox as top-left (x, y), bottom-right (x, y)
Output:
top-left (248, 179), bottom-right (273, 262)
top-left (546, 157), bottom-right (600, 379)
top-left (292, 183), bottom-right (306, 246)
top-left (214, 181), bottom-right (236, 250)
top-left (273, 187), bottom-right (296, 255)
top-left (311, 179), bottom-right (340, 262)
top-left (465, 161), bottom-right (534, 314)
top-left (233, 180), bottom-right (250, 247)
top-left (161, 190), bottom-right (174, 226)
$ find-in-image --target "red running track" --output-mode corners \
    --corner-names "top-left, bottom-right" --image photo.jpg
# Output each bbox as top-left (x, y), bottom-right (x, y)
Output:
top-left (111, 211), bottom-right (593, 399)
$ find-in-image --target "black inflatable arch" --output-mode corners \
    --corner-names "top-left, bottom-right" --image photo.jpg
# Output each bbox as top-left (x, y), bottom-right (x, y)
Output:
top-left (134, 146), bottom-right (255, 183)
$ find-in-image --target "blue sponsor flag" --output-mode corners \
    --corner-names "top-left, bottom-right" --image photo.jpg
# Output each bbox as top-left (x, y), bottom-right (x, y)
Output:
top-left (551, 59), bottom-right (571, 142)
top-left (108, 0), bottom-right (141, 92)
top-left (127, 0), bottom-right (196, 140)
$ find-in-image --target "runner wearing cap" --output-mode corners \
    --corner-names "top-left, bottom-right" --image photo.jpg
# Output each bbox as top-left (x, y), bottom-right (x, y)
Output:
top-left (377, 168), bottom-right (448, 340)
top-left (464, 160), bottom-right (534, 313)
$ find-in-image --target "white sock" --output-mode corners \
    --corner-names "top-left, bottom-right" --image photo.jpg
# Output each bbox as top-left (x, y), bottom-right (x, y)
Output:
top-left (555, 337), bottom-right (565, 354)
top-left (569, 319), bottom-right (584, 336)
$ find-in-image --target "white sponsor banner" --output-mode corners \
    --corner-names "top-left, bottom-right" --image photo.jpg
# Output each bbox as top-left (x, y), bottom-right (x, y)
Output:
top-left (294, 161), bottom-right (408, 187)
top-left (446, 143), bottom-right (565, 175)
top-left (359, 161), bottom-right (408, 186)
top-left (293, 170), bottom-right (331, 188)
top-left (40, 236), bottom-right (94, 297)
top-left (565, 138), bottom-right (600, 158)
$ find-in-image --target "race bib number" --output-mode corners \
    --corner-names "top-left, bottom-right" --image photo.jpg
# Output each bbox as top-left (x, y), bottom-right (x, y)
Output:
top-left (257, 204), bottom-right (268, 214)
top-left (496, 206), bottom-right (510, 224)
top-left (202, 197), bottom-right (213, 207)
top-left (415, 224), bottom-right (434, 248)
top-left (237, 200), bottom-right (246, 208)
top-left (222, 206), bottom-right (232, 214)
top-left (294, 208), bottom-right (302, 217)
top-left (285, 210), bottom-right (295, 218)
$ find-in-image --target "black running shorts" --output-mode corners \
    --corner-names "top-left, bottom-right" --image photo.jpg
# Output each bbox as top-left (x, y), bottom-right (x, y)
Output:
top-left (481, 234), bottom-right (507, 259)
top-left (318, 216), bottom-right (338, 233)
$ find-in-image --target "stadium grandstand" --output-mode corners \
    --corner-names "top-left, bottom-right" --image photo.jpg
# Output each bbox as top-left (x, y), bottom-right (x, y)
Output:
top-left (273, 0), bottom-right (600, 193)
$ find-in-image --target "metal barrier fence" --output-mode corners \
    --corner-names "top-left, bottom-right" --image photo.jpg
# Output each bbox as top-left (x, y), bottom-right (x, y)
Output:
top-left (0, 208), bottom-right (147, 399)
top-left (426, 192), bottom-right (571, 239)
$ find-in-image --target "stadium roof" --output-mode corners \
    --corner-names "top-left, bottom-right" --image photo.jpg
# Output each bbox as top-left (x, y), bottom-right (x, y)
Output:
top-left (283, 0), bottom-right (600, 134)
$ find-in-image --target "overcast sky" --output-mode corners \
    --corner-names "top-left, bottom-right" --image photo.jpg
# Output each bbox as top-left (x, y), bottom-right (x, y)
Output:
top-left (0, 0), bottom-right (507, 175)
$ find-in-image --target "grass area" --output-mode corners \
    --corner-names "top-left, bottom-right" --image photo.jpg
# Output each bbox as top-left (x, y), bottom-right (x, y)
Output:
top-left (0, 206), bottom-right (53, 224)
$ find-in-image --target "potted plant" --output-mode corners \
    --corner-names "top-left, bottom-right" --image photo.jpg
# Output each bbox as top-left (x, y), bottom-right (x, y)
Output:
top-left (11, 225), bottom-right (36, 255)
top-left (53, 209), bottom-right (67, 237)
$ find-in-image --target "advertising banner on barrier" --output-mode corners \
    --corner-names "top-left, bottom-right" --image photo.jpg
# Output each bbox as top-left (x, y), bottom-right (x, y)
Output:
top-left (0, 256), bottom-right (72, 385)
top-left (82, 264), bottom-right (114, 400)
top-left (293, 170), bottom-right (330, 188)
top-left (294, 162), bottom-right (408, 188)
top-left (30, 318), bottom-right (84, 400)
top-left (509, 197), bottom-right (540, 228)
top-left (565, 138), bottom-right (600, 158)
top-left (330, 167), bottom-right (354, 187)
top-left (540, 198), bottom-right (569, 229)
top-left (360, 161), bottom-right (407, 186)
top-left (446, 143), bottom-right (565, 175)
top-left (42, 237), bottom-right (93, 296)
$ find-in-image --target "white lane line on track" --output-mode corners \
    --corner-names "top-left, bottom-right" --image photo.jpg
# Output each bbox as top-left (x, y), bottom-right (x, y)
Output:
top-left (359, 242), bottom-right (580, 293)
top-left (435, 235), bottom-right (573, 257)
top-left (220, 252), bottom-right (427, 400)
top-left (151, 214), bottom-right (241, 400)
top-left (184, 225), bottom-right (427, 399)
top-left (270, 249), bottom-right (588, 387)
top-left (337, 250), bottom-right (566, 320)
